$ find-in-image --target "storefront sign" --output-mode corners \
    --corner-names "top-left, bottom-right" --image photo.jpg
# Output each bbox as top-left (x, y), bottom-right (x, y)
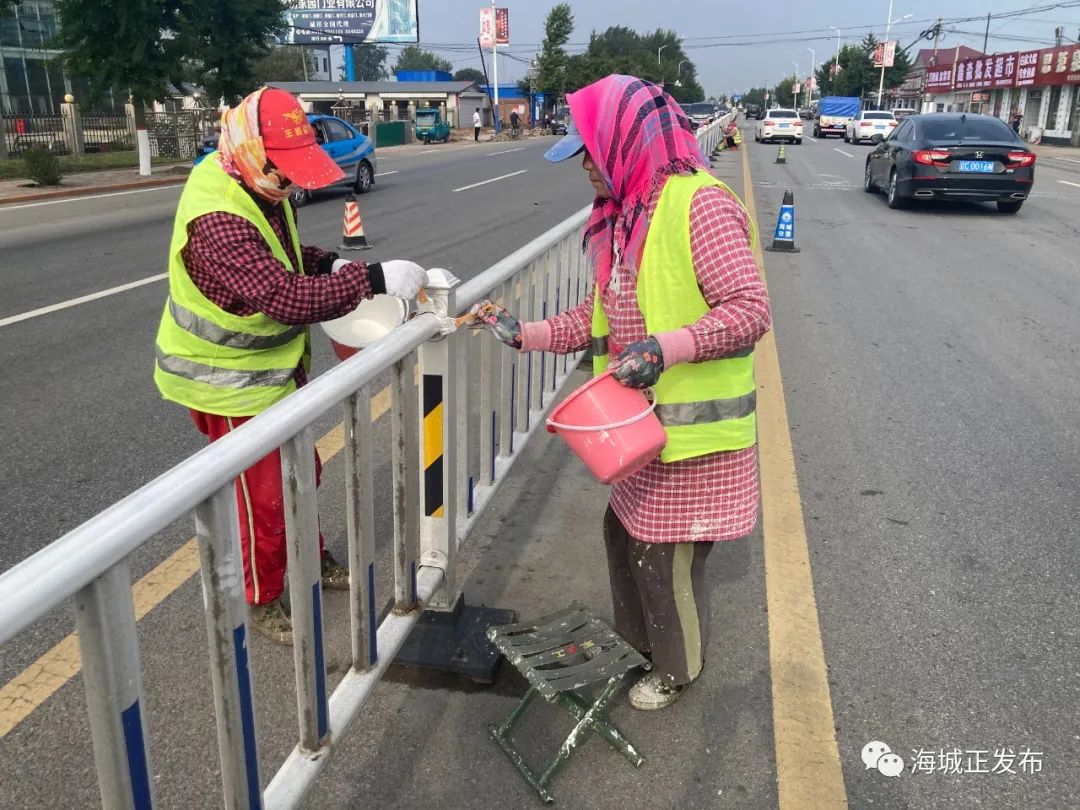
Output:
top-left (925, 64), bottom-right (955, 94)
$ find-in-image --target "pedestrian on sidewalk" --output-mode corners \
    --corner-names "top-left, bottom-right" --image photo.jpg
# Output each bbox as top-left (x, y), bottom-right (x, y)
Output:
top-left (153, 87), bottom-right (428, 644)
top-left (472, 75), bottom-right (770, 710)
top-left (473, 108), bottom-right (482, 142)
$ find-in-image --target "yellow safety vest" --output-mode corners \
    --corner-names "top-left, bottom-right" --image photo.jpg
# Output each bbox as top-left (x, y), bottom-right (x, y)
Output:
top-left (591, 172), bottom-right (758, 463)
top-left (154, 155), bottom-right (310, 416)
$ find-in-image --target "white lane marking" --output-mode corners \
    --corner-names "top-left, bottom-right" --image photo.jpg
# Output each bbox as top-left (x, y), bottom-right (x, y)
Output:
top-left (488, 147), bottom-right (526, 156)
top-left (0, 274), bottom-right (168, 328)
top-left (0, 185), bottom-right (180, 212)
top-left (1057, 179), bottom-right (1080, 189)
top-left (833, 148), bottom-right (855, 158)
top-left (419, 148), bottom-right (439, 154)
top-left (805, 136), bottom-right (819, 142)
top-left (375, 171), bottom-right (398, 177)
top-left (452, 169), bottom-right (528, 192)
top-left (1052, 157), bottom-right (1080, 164)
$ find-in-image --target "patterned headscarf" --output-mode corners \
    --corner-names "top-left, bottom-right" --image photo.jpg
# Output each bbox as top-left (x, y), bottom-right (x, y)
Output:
top-left (217, 88), bottom-right (292, 204)
top-left (567, 75), bottom-right (707, 291)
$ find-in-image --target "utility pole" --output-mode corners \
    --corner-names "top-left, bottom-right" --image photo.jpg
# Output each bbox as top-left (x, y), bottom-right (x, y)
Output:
top-left (492, 0), bottom-right (499, 134)
top-left (982, 13), bottom-right (991, 54)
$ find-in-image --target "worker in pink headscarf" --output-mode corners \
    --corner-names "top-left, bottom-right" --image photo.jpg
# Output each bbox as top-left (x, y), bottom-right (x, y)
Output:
top-left (473, 76), bottom-right (771, 710)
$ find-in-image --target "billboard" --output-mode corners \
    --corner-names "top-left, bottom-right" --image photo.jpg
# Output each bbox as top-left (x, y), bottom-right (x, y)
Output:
top-left (284, 0), bottom-right (419, 45)
top-left (873, 41), bottom-right (897, 68)
top-left (495, 7), bottom-right (510, 45)
top-left (481, 7), bottom-right (509, 47)
top-left (1017, 45), bottom-right (1080, 86)
top-left (954, 55), bottom-right (1015, 90)
top-left (924, 64), bottom-right (955, 93)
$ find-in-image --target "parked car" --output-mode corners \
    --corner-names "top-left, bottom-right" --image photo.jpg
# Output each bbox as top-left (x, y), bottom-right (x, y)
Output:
top-left (414, 107), bottom-right (451, 144)
top-left (798, 106), bottom-right (815, 120)
top-left (863, 113), bottom-right (1035, 213)
top-left (746, 103), bottom-right (761, 119)
top-left (845, 111), bottom-right (898, 143)
top-left (892, 108), bottom-right (919, 120)
top-left (193, 113), bottom-right (377, 207)
top-left (548, 109), bottom-right (569, 135)
top-left (755, 108), bottom-right (803, 144)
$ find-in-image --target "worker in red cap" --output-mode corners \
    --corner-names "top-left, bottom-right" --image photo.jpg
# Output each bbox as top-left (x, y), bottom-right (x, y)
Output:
top-left (154, 87), bottom-right (428, 644)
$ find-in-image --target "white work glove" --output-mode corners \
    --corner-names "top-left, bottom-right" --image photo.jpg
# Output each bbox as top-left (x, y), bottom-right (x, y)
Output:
top-left (380, 259), bottom-right (428, 300)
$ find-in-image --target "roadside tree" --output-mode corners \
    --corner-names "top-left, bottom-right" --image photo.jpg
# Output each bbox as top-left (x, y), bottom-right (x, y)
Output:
top-left (394, 45), bottom-right (452, 74)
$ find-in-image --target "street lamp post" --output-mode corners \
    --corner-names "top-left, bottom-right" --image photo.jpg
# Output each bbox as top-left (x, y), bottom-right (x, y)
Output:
top-left (658, 43), bottom-right (671, 83)
top-left (675, 58), bottom-right (688, 89)
top-left (793, 62), bottom-right (799, 107)
top-left (806, 48), bottom-right (816, 106)
top-left (877, 3), bottom-right (913, 109)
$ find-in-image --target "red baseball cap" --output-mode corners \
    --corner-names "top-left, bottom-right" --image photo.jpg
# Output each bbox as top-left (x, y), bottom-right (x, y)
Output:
top-left (259, 88), bottom-right (345, 190)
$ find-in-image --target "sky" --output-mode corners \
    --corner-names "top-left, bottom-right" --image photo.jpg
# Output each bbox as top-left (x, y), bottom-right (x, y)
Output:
top-left (388, 0), bottom-right (1080, 96)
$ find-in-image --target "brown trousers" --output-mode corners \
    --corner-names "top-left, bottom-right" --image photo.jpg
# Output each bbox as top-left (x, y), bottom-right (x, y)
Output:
top-left (603, 506), bottom-right (714, 686)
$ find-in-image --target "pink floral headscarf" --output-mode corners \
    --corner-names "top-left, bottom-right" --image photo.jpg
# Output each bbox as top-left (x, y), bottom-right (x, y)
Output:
top-left (566, 75), bottom-right (707, 291)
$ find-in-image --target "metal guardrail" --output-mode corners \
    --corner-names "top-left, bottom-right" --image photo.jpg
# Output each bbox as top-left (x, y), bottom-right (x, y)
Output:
top-left (0, 113), bottom-right (732, 809)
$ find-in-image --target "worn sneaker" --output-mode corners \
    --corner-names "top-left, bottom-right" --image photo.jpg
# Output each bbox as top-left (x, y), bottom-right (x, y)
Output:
top-left (629, 672), bottom-right (685, 711)
top-left (320, 551), bottom-right (350, 591)
top-left (249, 598), bottom-right (293, 646)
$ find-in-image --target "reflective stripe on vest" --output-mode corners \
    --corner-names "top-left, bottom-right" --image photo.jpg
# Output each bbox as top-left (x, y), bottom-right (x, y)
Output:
top-left (155, 348), bottom-right (297, 389)
top-left (168, 297), bottom-right (304, 350)
top-left (590, 172), bottom-right (759, 463)
top-left (655, 391), bottom-right (756, 427)
top-left (154, 156), bottom-right (308, 417)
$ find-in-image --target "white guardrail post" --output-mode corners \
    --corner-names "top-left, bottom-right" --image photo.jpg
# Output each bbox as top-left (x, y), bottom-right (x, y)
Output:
top-left (281, 428), bottom-right (331, 753)
top-left (74, 562), bottom-right (156, 809)
top-left (417, 270), bottom-right (461, 608)
top-left (195, 485), bottom-right (263, 809)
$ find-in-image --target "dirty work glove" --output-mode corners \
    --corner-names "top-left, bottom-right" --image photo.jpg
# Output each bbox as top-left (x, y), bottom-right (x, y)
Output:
top-left (469, 300), bottom-right (522, 349)
top-left (612, 337), bottom-right (665, 389)
top-left (379, 260), bottom-right (428, 300)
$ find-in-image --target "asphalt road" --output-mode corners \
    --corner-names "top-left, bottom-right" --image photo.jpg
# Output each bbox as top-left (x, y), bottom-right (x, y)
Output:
top-left (2, 124), bottom-right (1079, 809)
top-left (748, 129), bottom-right (1080, 809)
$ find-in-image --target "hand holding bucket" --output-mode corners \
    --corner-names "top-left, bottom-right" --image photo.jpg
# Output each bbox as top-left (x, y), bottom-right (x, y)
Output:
top-left (546, 371), bottom-right (667, 484)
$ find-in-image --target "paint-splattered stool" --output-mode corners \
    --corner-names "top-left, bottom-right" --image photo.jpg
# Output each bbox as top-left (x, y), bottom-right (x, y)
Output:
top-left (486, 602), bottom-right (650, 804)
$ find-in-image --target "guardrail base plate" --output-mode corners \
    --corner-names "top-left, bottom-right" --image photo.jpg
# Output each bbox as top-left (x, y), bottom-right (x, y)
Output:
top-left (393, 598), bottom-right (517, 683)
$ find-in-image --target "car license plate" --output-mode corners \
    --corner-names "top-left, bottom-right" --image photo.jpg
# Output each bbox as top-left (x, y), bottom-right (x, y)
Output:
top-left (957, 160), bottom-right (995, 173)
top-left (779, 123), bottom-right (790, 128)
top-left (874, 124), bottom-right (886, 129)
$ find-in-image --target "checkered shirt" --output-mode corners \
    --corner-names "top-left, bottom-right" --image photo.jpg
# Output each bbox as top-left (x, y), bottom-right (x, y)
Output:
top-left (543, 183), bottom-right (771, 543)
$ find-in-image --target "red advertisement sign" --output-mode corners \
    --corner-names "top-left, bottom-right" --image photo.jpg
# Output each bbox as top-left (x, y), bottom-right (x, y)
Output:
top-left (954, 54), bottom-right (1017, 90)
top-left (495, 7), bottom-right (509, 45)
top-left (1030, 45), bottom-right (1080, 86)
top-left (924, 63), bottom-right (955, 93)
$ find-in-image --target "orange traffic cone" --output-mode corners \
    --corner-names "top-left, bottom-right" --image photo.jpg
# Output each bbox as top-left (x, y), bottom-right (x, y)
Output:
top-left (339, 193), bottom-right (372, 251)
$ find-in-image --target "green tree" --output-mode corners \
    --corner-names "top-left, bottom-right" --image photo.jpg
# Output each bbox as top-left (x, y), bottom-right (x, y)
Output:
top-left (178, 0), bottom-right (289, 104)
top-left (54, 0), bottom-right (188, 128)
top-left (453, 67), bottom-right (485, 84)
top-left (251, 45), bottom-right (315, 84)
top-left (772, 75), bottom-right (798, 108)
top-left (351, 43), bottom-right (390, 81)
top-left (534, 2), bottom-right (573, 104)
top-left (563, 26), bottom-right (703, 104)
top-left (393, 45), bottom-right (452, 74)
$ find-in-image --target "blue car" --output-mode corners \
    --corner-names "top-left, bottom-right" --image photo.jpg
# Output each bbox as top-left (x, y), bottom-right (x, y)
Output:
top-left (194, 113), bottom-right (377, 207)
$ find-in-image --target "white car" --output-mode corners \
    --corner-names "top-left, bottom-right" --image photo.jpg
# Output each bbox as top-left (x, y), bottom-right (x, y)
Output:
top-left (755, 109), bottom-right (803, 144)
top-left (845, 111), bottom-right (898, 144)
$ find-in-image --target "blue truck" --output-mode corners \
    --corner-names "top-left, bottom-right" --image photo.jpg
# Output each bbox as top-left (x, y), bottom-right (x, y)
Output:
top-left (814, 96), bottom-right (861, 138)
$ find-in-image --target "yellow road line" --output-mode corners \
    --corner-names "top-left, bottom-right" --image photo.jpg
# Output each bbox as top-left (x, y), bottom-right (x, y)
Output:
top-left (0, 384), bottom-right (392, 738)
top-left (743, 145), bottom-right (848, 807)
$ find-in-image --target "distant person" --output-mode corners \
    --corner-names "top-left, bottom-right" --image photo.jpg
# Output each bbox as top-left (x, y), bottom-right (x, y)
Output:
top-left (1012, 112), bottom-right (1023, 136)
top-left (153, 87), bottom-right (427, 644)
top-left (473, 107), bottom-right (482, 141)
top-left (471, 75), bottom-right (770, 711)
top-left (509, 108), bottom-right (521, 134)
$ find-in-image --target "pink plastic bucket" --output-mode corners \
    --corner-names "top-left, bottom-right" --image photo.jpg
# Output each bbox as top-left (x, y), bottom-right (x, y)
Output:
top-left (546, 371), bottom-right (668, 484)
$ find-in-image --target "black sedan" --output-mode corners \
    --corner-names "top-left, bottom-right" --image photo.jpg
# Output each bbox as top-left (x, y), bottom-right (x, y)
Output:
top-left (864, 113), bottom-right (1035, 213)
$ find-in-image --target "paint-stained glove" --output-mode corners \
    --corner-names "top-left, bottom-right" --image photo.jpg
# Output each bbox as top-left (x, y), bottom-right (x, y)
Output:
top-left (469, 300), bottom-right (522, 349)
top-left (612, 337), bottom-right (665, 389)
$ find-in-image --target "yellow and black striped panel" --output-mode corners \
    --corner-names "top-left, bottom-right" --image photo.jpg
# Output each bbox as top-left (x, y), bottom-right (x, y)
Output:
top-left (422, 375), bottom-right (444, 518)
